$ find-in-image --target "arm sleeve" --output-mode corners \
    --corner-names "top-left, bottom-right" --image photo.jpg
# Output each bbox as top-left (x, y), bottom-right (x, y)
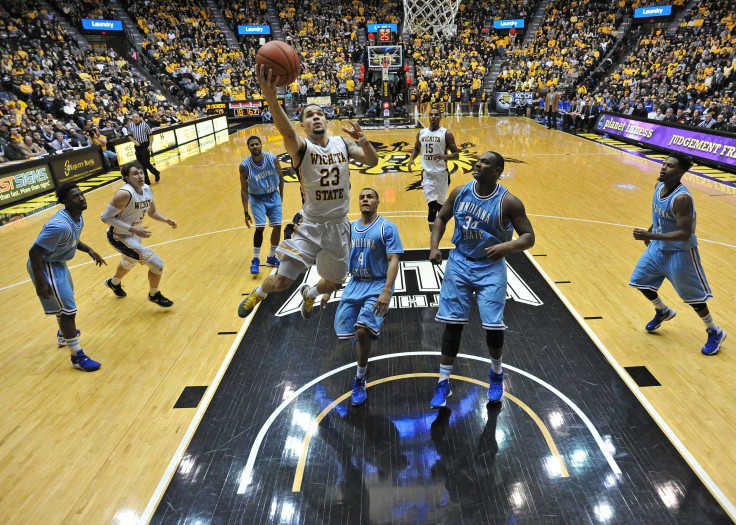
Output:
top-left (100, 203), bottom-right (131, 232)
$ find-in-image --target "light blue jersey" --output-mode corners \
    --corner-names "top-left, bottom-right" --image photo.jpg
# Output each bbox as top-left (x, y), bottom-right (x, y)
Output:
top-left (335, 216), bottom-right (403, 340)
top-left (347, 216), bottom-right (403, 280)
top-left (32, 209), bottom-right (83, 262)
top-left (451, 181), bottom-right (513, 260)
top-left (27, 208), bottom-right (84, 315)
top-left (650, 182), bottom-right (697, 251)
top-left (242, 152), bottom-right (280, 195)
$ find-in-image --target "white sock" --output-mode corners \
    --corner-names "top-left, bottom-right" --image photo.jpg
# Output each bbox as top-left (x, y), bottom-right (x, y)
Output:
top-left (269, 245), bottom-right (278, 258)
top-left (66, 336), bottom-right (82, 355)
top-left (253, 247), bottom-right (261, 258)
top-left (356, 365), bottom-right (367, 378)
top-left (149, 287), bottom-right (159, 296)
top-left (439, 364), bottom-right (453, 382)
top-left (111, 276), bottom-right (122, 285)
top-left (491, 357), bottom-right (503, 374)
top-left (255, 285), bottom-right (267, 298)
top-left (307, 285), bottom-right (321, 300)
top-left (650, 296), bottom-right (668, 311)
top-left (700, 313), bottom-right (718, 330)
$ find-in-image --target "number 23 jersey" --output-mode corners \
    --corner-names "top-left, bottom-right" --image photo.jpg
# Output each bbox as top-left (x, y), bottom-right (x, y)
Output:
top-left (297, 136), bottom-right (351, 221)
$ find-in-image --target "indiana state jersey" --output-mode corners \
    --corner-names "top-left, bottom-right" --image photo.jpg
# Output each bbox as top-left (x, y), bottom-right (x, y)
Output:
top-left (451, 181), bottom-right (513, 260)
top-left (348, 216), bottom-right (404, 280)
top-left (241, 152), bottom-right (280, 195)
top-left (109, 182), bottom-right (153, 237)
top-left (419, 126), bottom-right (448, 173)
top-left (297, 136), bottom-right (351, 221)
top-left (650, 182), bottom-right (697, 251)
top-left (32, 209), bottom-right (83, 262)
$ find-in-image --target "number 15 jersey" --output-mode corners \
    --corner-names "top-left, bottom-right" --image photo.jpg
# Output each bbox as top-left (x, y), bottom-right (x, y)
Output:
top-left (296, 136), bottom-right (351, 222)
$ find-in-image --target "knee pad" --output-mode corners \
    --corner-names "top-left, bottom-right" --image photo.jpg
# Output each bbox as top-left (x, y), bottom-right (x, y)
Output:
top-left (441, 323), bottom-right (464, 357)
top-left (253, 227), bottom-right (264, 248)
top-left (691, 303), bottom-right (708, 313)
top-left (428, 200), bottom-right (441, 224)
top-left (144, 254), bottom-right (164, 275)
top-left (640, 289), bottom-right (659, 301)
top-left (120, 257), bottom-right (136, 270)
top-left (485, 329), bottom-right (504, 349)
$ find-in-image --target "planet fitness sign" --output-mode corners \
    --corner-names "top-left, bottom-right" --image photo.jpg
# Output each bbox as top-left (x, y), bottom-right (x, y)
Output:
top-left (595, 113), bottom-right (736, 169)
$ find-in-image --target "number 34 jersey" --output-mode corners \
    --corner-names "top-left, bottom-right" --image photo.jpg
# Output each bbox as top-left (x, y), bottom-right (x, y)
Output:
top-left (297, 136), bottom-right (352, 222)
top-left (451, 180), bottom-right (513, 260)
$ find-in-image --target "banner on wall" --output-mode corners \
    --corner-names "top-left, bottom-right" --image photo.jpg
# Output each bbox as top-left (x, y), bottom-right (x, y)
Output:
top-left (115, 141), bottom-right (137, 166)
top-left (0, 163), bottom-right (54, 206)
top-left (595, 113), bottom-right (736, 169)
top-left (48, 148), bottom-right (104, 184)
top-left (495, 92), bottom-right (534, 111)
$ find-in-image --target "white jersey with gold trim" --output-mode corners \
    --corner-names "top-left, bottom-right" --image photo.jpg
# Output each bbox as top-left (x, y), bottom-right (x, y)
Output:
top-left (112, 183), bottom-right (153, 237)
top-left (298, 136), bottom-right (351, 222)
top-left (418, 126), bottom-right (448, 174)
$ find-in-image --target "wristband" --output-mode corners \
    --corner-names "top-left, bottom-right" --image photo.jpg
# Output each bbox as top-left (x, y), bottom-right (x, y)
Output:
top-left (244, 211), bottom-right (251, 217)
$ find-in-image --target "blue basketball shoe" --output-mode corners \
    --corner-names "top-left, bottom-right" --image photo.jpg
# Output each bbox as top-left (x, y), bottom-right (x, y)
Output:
top-left (702, 328), bottom-right (726, 356)
top-left (250, 257), bottom-right (260, 275)
top-left (645, 307), bottom-right (676, 332)
top-left (488, 369), bottom-right (504, 402)
top-left (351, 375), bottom-right (367, 406)
top-left (71, 351), bottom-right (101, 372)
top-left (265, 256), bottom-right (280, 267)
top-left (430, 379), bottom-right (452, 408)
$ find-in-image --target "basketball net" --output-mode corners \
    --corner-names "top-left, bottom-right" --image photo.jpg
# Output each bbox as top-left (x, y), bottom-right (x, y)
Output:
top-left (403, 0), bottom-right (461, 38)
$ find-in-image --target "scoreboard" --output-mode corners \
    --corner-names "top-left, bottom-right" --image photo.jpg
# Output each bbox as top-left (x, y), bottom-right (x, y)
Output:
top-left (206, 100), bottom-right (285, 119)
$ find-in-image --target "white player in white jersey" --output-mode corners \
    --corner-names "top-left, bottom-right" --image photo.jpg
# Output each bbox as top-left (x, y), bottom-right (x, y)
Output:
top-left (238, 65), bottom-right (380, 320)
top-left (408, 108), bottom-right (460, 231)
top-left (101, 161), bottom-right (178, 307)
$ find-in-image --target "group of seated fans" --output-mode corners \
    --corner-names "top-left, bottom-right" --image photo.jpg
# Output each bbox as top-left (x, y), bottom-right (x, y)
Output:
top-left (2, 0), bottom-right (736, 165)
top-left (0, 1), bottom-right (203, 165)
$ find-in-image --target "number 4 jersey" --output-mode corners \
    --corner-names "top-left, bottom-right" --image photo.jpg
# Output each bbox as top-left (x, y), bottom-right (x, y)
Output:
top-left (296, 136), bottom-right (352, 221)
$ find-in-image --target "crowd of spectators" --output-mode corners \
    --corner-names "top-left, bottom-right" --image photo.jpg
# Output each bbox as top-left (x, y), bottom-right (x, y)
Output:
top-left (495, 0), bottom-right (622, 93)
top-left (0, 2), bottom-right (204, 166)
top-left (219, 0), bottom-right (269, 34)
top-left (52, 0), bottom-right (117, 22)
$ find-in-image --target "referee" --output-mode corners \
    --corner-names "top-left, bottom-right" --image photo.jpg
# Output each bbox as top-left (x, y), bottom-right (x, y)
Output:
top-left (128, 112), bottom-right (161, 184)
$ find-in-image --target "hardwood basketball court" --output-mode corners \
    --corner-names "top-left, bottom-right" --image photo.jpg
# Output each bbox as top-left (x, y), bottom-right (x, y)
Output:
top-left (1, 115), bottom-right (734, 523)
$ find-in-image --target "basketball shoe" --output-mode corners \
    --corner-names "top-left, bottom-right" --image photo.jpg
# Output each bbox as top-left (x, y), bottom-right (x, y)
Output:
top-left (430, 379), bottom-right (452, 408)
top-left (265, 256), bottom-right (280, 267)
top-left (300, 284), bottom-right (315, 319)
top-left (148, 291), bottom-right (174, 307)
top-left (645, 307), bottom-right (676, 332)
top-left (71, 351), bottom-right (101, 372)
top-left (238, 289), bottom-right (264, 318)
top-left (105, 278), bottom-right (127, 298)
top-left (57, 329), bottom-right (80, 346)
top-left (351, 375), bottom-right (367, 406)
top-left (250, 257), bottom-right (260, 274)
top-left (488, 369), bottom-right (504, 402)
top-left (702, 328), bottom-right (726, 356)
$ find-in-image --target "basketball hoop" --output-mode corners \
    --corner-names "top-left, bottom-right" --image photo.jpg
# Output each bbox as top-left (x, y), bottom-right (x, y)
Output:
top-left (403, 0), bottom-right (461, 38)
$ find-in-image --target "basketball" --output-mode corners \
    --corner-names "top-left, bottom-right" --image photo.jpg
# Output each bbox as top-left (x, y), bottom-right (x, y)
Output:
top-left (256, 40), bottom-right (300, 87)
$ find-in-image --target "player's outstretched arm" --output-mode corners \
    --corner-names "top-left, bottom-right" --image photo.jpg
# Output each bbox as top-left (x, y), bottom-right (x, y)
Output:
top-left (77, 241), bottom-right (107, 266)
top-left (342, 121), bottom-right (378, 167)
top-left (256, 64), bottom-right (302, 161)
top-left (148, 201), bottom-right (177, 228)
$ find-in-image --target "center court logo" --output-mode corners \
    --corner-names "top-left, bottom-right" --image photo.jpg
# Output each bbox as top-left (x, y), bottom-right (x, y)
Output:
top-left (275, 249), bottom-right (542, 316)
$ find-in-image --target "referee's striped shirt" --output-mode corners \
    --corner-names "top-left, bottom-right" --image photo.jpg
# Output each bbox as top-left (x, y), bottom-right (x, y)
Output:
top-left (128, 120), bottom-right (153, 144)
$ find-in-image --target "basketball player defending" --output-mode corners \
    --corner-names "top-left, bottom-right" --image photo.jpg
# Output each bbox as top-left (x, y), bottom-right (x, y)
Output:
top-left (630, 153), bottom-right (726, 355)
top-left (238, 65), bottom-right (379, 319)
top-left (332, 188), bottom-right (403, 405)
top-left (101, 161), bottom-right (177, 307)
top-left (27, 182), bottom-right (106, 371)
top-left (429, 152), bottom-right (535, 407)
top-left (240, 135), bottom-right (284, 274)
top-left (408, 108), bottom-right (460, 232)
